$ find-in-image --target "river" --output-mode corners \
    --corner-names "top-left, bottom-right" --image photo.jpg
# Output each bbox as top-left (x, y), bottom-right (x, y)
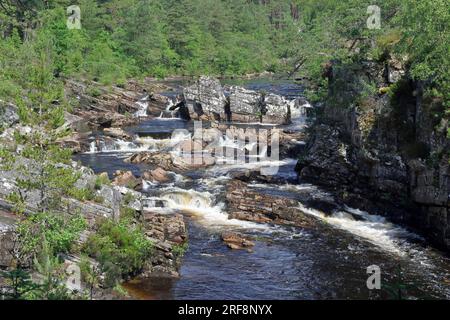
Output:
top-left (74, 78), bottom-right (450, 300)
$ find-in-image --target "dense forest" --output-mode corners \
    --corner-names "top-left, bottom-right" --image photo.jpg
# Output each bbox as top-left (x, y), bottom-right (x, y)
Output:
top-left (0, 0), bottom-right (448, 98)
top-left (0, 0), bottom-right (449, 300)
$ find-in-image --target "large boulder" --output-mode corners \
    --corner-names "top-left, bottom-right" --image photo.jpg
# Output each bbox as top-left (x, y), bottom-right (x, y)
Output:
top-left (142, 167), bottom-right (171, 183)
top-left (262, 93), bottom-right (290, 124)
top-left (226, 179), bottom-right (317, 227)
top-left (112, 170), bottom-right (141, 190)
top-left (228, 87), bottom-right (292, 124)
top-left (142, 212), bottom-right (187, 276)
top-left (228, 86), bottom-right (262, 120)
top-left (221, 231), bottom-right (255, 250)
top-left (183, 76), bottom-right (227, 120)
top-left (182, 76), bottom-right (296, 124)
top-left (126, 151), bottom-right (214, 171)
top-left (103, 127), bottom-right (132, 140)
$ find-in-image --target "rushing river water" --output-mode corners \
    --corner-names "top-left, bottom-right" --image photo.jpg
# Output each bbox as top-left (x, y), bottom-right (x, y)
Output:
top-left (75, 79), bottom-right (450, 300)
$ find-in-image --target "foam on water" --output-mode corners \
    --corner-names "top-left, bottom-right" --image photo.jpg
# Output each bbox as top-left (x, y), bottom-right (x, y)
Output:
top-left (85, 130), bottom-right (191, 155)
top-left (297, 203), bottom-right (422, 255)
top-left (153, 187), bottom-right (269, 230)
top-left (94, 139), bottom-right (149, 153)
top-left (0, 222), bottom-right (10, 233)
top-left (87, 141), bottom-right (97, 154)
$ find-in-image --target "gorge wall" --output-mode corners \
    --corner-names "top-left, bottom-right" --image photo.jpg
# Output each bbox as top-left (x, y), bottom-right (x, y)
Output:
top-left (297, 58), bottom-right (450, 251)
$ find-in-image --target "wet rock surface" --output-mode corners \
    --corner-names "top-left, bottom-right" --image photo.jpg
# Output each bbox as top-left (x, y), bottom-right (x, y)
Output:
top-left (112, 170), bottom-right (142, 190)
top-left (226, 179), bottom-right (317, 227)
top-left (221, 231), bottom-right (255, 251)
top-left (125, 151), bottom-right (214, 171)
top-left (142, 168), bottom-right (172, 183)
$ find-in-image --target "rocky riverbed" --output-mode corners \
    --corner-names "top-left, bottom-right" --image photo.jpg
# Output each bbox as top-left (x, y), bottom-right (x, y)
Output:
top-left (1, 76), bottom-right (449, 299)
top-left (69, 76), bottom-right (450, 299)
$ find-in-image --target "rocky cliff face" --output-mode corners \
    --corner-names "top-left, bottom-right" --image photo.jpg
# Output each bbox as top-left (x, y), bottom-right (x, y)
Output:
top-left (297, 59), bottom-right (450, 250)
top-left (183, 76), bottom-right (297, 124)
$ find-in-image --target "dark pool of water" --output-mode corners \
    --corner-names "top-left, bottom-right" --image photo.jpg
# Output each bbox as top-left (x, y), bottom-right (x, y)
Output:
top-left (125, 218), bottom-right (450, 300)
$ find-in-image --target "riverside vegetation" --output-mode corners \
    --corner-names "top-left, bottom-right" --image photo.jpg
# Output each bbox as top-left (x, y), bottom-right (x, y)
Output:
top-left (0, 0), bottom-right (449, 299)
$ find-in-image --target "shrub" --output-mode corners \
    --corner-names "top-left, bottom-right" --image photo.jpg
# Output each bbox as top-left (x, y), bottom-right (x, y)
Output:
top-left (82, 217), bottom-right (153, 285)
top-left (172, 242), bottom-right (188, 258)
top-left (17, 212), bottom-right (87, 257)
top-left (68, 187), bottom-right (96, 202)
top-left (94, 174), bottom-right (111, 190)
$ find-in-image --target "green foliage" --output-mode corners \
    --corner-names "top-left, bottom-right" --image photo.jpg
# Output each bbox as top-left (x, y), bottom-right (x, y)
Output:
top-left (67, 187), bottom-right (95, 202)
top-left (82, 216), bottom-right (153, 286)
top-left (78, 255), bottom-right (102, 300)
top-left (120, 205), bottom-right (137, 220)
top-left (172, 242), bottom-right (189, 258)
top-left (86, 86), bottom-right (103, 98)
top-left (94, 174), bottom-right (111, 190)
top-left (0, 0), bottom-right (305, 81)
top-left (113, 284), bottom-right (130, 297)
top-left (0, 238), bottom-right (83, 300)
top-left (0, 268), bottom-right (40, 300)
top-left (17, 212), bottom-right (87, 258)
top-left (2, 131), bottom-right (82, 212)
top-left (122, 192), bottom-right (136, 206)
top-left (28, 237), bottom-right (75, 300)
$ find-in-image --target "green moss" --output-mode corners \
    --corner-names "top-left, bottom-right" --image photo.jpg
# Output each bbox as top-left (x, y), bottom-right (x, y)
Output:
top-left (93, 195), bottom-right (105, 204)
top-left (86, 86), bottom-right (102, 98)
top-left (120, 206), bottom-right (137, 220)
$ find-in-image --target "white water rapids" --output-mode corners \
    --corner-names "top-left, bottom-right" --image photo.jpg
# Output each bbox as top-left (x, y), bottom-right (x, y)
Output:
top-left (134, 95), bottom-right (149, 117)
top-left (86, 129), bottom-right (432, 257)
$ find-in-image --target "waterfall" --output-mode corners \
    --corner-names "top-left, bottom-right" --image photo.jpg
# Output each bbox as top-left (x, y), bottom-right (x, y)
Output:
top-left (158, 97), bottom-right (182, 119)
top-left (89, 141), bottom-right (97, 153)
top-left (134, 95), bottom-right (149, 117)
top-left (155, 187), bottom-right (267, 229)
top-left (297, 203), bottom-right (423, 255)
top-left (166, 99), bottom-right (175, 111)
